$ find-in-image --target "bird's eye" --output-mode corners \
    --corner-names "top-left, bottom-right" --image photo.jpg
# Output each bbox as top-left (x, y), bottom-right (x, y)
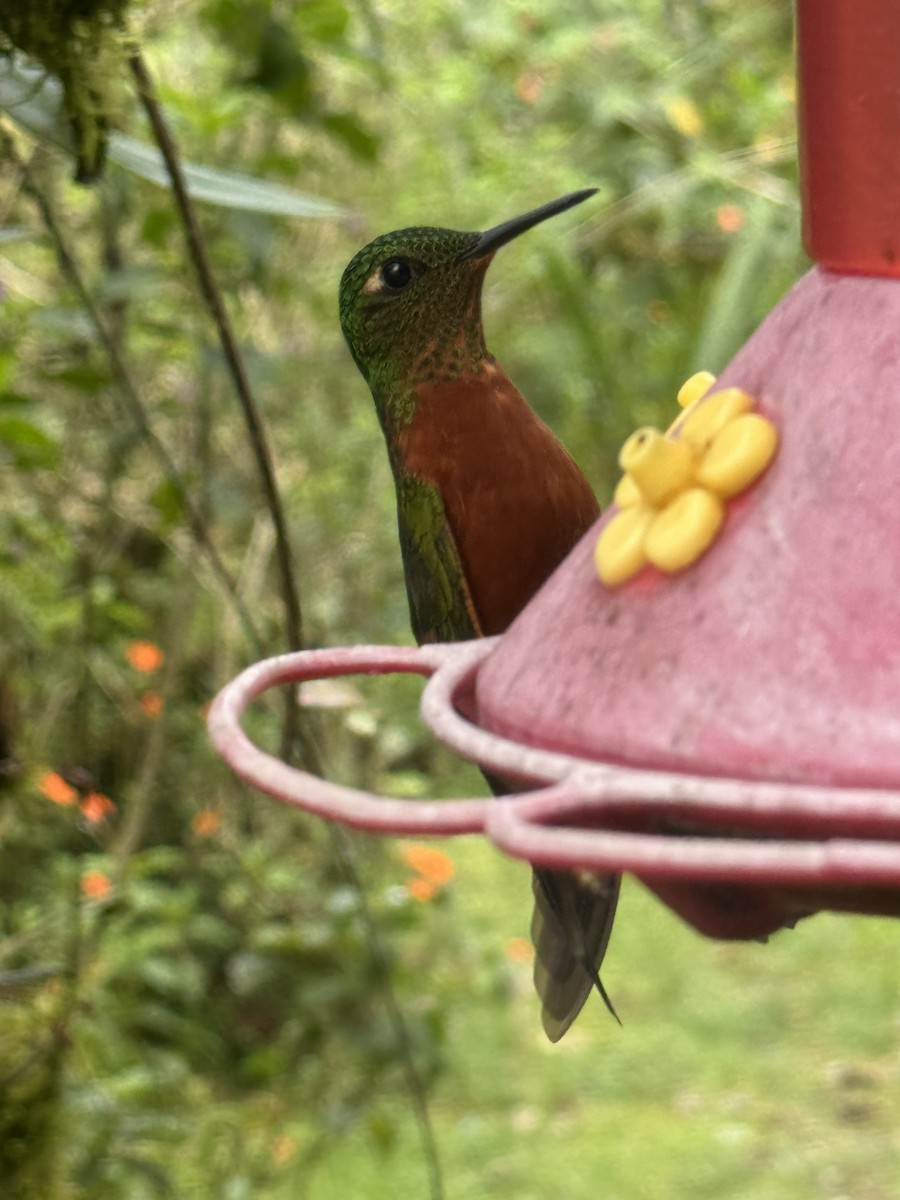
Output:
top-left (380, 258), bottom-right (413, 290)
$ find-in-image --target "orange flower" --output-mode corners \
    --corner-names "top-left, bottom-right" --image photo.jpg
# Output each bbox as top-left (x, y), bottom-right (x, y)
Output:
top-left (191, 808), bottom-right (220, 837)
top-left (270, 1134), bottom-right (298, 1166)
top-left (515, 72), bottom-right (543, 105)
top-left (81, 870), bottom-right (112, 900)
top-left (139, 691), bottom-right (164, 718)
top-left (504, 936), bottom-right (534, 965)
top-left (716, 203), bottom-right (744, 234)
top-left (39, 771), bottom-right (77, 807)
top-left (398, 843), bottom-right (455, 886)
top-left (126, 640), bottom-right (165, 673)
top-left (407, 877), bottom-right (439, 903)
top-left (80, 792), bottom-right (116, 824)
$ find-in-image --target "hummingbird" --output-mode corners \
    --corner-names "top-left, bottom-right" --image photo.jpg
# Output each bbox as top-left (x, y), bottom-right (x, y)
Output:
top-left (339, 190), bottom-right (619, 1040)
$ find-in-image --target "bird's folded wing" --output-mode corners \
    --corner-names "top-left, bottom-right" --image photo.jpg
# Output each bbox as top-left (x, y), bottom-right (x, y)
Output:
top-left (396, 474), bottom-right (483, 644)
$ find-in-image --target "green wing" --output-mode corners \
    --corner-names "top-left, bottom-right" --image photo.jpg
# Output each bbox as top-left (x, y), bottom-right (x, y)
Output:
top-left (396, 477), bottom-right (618, 1040)
top-left (395, 474), bottom-right (482, 644)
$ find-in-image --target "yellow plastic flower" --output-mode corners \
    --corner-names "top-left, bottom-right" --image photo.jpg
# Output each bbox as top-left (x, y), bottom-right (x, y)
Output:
top-left (596, 373), bottom-right (778, 587)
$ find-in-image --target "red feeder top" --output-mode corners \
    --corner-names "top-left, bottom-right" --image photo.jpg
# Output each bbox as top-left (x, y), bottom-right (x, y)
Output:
top-left (797, 0), bottom-right (900, 276)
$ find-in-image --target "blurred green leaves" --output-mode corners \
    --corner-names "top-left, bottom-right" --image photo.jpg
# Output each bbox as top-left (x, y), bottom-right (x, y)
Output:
top-left (200, 0), bottom-right (382, 159)
top-left (0, 56), bottom-right (347, 214)
top-left (0, 409), bottom-right (61, 470)
top-left (0, 2), bottom-right (810, 1197)
top-left (108, 133), bottom-right (348, 216)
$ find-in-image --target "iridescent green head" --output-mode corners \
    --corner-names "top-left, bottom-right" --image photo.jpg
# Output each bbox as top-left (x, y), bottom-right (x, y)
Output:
top-left (339, 189), bottom-right (596, 405)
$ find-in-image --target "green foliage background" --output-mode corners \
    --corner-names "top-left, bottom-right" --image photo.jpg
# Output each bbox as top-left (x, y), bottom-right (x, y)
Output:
top-left (2, 2), bottom-right (897, 1198)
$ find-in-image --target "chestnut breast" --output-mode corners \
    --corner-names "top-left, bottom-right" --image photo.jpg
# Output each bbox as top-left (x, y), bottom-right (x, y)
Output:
top-left (398, 362), bottom-right (600, 635)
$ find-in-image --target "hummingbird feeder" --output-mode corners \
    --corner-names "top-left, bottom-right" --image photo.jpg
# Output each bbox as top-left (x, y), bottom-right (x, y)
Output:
top-left (209, 0), bottom-right (900, 949)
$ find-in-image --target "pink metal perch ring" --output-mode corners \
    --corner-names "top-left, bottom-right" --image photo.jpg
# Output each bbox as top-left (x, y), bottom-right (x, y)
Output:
top-left (207, 643), bottom-right (490, 834)
top-left (208, 640), bottom-right (900, 941)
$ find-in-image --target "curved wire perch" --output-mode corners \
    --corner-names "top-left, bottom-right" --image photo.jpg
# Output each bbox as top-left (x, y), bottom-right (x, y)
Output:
top-left (419, 638), bottom-right (594, 785)
top-left (210, 640), bottom-right (900, 849)
top-left (208, 644), bottom-right (493, 834)
top-left (485, 788), bottom-right (900, 938)
top-left (209, 640), bottom-right (900, 938)
top-left (420, 637), bottom-right (900, 838)
top-left (484, 782), bottom-right (900, 888)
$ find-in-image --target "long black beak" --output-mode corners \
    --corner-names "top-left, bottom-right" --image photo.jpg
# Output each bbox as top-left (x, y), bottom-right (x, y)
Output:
top-left (457, 188), bottom-right (597, 262)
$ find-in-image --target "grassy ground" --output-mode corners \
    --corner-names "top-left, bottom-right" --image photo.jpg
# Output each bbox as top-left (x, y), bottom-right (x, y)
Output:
top-left (299, 834), bottom-right (900, 1200)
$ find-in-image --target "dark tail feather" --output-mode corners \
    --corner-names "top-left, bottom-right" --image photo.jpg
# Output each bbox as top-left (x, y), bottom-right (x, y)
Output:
top-left (531, 868), bottom-right (620, 1042)
top-left (484, 770), bottom-right (620, 1040)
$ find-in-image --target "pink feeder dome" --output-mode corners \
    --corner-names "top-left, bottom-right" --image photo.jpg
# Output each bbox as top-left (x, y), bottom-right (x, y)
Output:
top-left (209, 0), bottom-right (900, 943)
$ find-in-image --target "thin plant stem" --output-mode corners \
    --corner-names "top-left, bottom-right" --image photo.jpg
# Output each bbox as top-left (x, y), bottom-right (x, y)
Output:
top-left (329, 826), bottom-right (445, 1200)
top-left (111, 569), bottom-right (195, 864)
top-left (127, 50), bottom-right (317, 770)
top-left (124, 58), bottom-right (439, 1193)
top-left (4, 134), bottom-right (263, 654)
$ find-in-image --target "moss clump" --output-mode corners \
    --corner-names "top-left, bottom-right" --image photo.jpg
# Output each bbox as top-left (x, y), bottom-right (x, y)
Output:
top-left (0, 0), bottom-right (134, 182)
